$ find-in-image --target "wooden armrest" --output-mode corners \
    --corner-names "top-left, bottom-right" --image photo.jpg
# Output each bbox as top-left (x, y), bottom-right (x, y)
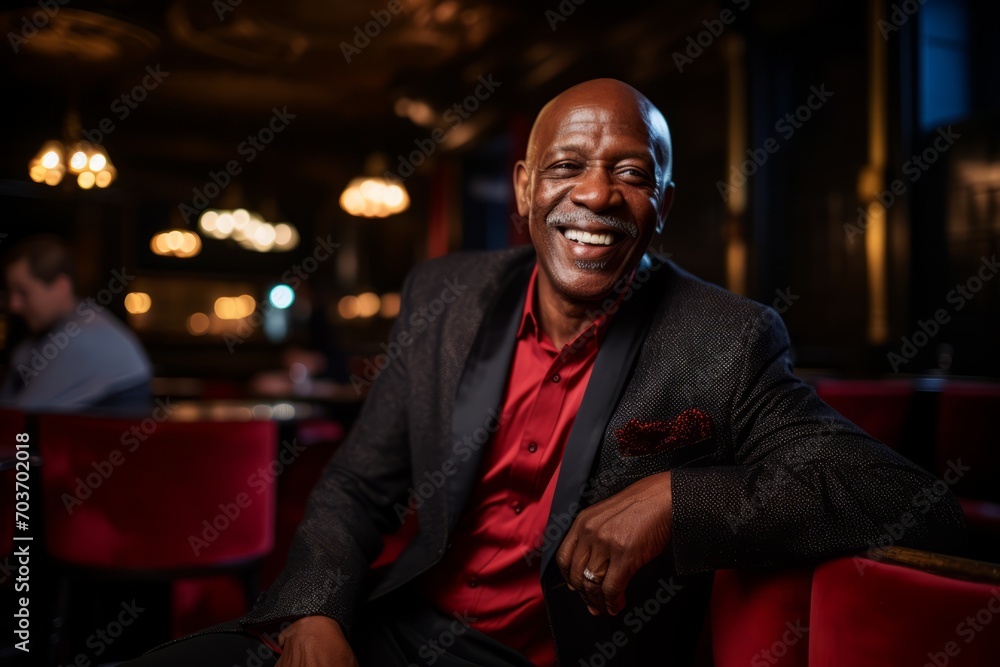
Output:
top-left (867, 545), bottom-right (1000, 584)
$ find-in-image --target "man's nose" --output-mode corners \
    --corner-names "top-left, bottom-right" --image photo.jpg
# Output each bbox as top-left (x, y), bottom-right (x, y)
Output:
top-left (568, 166), bottom-right (623, 212)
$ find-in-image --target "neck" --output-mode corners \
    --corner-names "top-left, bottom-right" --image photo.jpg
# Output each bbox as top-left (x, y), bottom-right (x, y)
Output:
top-left (42, 298), bottom-right (77, 332)
top-left (534, 272), bottom-right (605, 349)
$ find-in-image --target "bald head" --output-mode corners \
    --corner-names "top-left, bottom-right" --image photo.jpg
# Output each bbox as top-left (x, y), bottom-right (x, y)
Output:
top-left (526, 79), bottom-right (672, 189)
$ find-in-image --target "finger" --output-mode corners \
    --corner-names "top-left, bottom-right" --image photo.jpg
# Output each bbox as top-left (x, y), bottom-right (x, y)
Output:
top-left (555, 523), bottom-right (581, 584)
top-left (601, 557), bottom-right (635, 615)
top-left (579, 557), bottom-right (610, 614)
top-left (567, 540), bottom-right (592, 592)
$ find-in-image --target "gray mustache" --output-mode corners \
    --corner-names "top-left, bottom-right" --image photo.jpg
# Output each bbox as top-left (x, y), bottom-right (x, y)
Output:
top-left (546, 211), bottom-right (639, 239)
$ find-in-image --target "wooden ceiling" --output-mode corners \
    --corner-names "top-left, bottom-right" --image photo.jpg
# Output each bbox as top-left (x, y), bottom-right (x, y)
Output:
top-left (0, 0), bottom-right (828, 204)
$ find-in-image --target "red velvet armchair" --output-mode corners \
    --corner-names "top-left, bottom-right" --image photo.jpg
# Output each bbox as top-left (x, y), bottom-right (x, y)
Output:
top-left (710, 547), bottom-right (1000, 667)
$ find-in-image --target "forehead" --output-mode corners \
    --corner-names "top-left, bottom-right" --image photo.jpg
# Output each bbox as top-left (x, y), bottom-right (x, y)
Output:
top-left (6, 259), bottom-right (35, 283)
top-left (536, 102), bottom-right (656, 157)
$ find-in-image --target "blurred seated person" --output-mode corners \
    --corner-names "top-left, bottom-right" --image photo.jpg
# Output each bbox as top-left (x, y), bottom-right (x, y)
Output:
top-left (1, 234), bottom-right (152, 412)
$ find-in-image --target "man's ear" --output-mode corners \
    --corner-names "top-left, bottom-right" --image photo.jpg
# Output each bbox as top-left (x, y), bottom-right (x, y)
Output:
top-left (52, 273), bottom-right (74, 299)
top-left (513, 160), bottom-right (530, 218)
top-left (656, 182), bottom-right (675, 236)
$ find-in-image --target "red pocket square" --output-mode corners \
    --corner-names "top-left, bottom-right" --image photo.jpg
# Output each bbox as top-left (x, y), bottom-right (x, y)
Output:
top-left (615, 408), bottom-right (713, 457)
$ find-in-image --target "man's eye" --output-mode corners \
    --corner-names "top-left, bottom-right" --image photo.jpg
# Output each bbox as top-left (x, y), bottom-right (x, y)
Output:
top-left (619, 167), bottom-right (650, 180)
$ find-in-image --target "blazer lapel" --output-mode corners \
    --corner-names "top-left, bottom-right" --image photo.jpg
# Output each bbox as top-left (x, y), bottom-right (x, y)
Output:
top-left (541, 254), bottom-right (665, 577)
top-left (444, 259), bottom-right (533, 532)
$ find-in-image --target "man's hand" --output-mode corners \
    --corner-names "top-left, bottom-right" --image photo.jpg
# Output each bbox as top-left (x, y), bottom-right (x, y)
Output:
top-left (274, 615), bottom-right (359, 667)
top-left (555, 471), bottom-right (672, 616)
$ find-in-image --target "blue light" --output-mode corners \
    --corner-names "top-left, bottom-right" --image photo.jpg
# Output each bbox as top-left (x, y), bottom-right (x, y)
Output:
top-left (268, 284), bottom-right (295, 309)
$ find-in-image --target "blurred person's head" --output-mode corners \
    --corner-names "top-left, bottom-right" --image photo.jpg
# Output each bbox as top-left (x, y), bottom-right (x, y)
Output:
top-left (4, 234), bottom-right (77, 333)
top-left (514, 78), bottom-right (674, 304)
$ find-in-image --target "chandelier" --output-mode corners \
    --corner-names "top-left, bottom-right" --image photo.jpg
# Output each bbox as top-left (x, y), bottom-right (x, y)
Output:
top-left (28, 111), bottom-right (117, 189)
top-left (339, 154), bottom-right (410, 218)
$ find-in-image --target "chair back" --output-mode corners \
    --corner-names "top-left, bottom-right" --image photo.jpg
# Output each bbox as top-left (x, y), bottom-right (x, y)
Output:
top-left (935, 381), bottom-right (1000, 502)
top-left (40, 414), bottom-right (277, 570)
top-left (815, 379), bottom-right (914, 449)
top-left (809, 553), bottom-right (1000, 666)
top-left (710, 567), bottom-right (812, 667)
top-left (711, 548), bottom-right (1000, 667)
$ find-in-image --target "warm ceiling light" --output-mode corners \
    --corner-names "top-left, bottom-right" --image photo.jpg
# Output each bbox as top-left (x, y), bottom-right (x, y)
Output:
top-left (28, 140), bottom-right (65, 186)
top-left (200, 210), bottom-right (220, 236)
top-left (187, 312), bottom-right (210, 335)
top-left (255, 223), bottom-right (276, 246)
top-left (406, 100), bottom-right (435, 126)
top-left (216, 213), bottom-right (235, 236)
top-left (357, 292), bottom-right (381, 318)
top-left (214, 295), bottom-right (256, 320)
top-left (29, 107), bottom-right (117, 189)
top-left (273, 223), bottom-right (299, 250)
top-left (150, 229), bottom-right (202, 258)
top-left (238, 294), bottom-right (256, 314)
top-left (94, 171), bottom-right (113, 188)
top-left (69, 151), bottom-right (88, 171)
top-left (340, 176), bottom-right (410, 218)
top-left (124, 292), bottom-right (152, 314)
top-left (214, 297), bottom-right (236, 319)
top-left (380, 292), bottom-right (401, 318)
top-left (198, 209), bottom-right (300, 252)
top-left (41, 150), bottom-right (60, 169)
top-left (338, 295), bottom-right (361, 319)
top-left (65, 142), bottom-right (117, 187)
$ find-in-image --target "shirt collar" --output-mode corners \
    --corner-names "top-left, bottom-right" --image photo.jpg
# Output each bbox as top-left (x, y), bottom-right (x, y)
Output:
top-left (516, 263), bottom-right (635, 353)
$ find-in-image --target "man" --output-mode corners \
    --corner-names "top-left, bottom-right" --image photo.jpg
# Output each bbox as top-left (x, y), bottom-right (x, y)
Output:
top-left (126, 80), bottom-right (964, 666)
top-left (1, 234), bottom-right (152, 411)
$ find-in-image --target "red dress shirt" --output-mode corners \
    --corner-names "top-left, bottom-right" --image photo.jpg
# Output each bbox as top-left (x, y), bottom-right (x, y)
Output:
top-left (420, 264), bottom-right (616, 666)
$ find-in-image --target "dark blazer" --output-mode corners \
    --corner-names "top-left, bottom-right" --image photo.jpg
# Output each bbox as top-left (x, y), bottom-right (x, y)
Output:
top-left (176, 246), bottom-right (965, 664)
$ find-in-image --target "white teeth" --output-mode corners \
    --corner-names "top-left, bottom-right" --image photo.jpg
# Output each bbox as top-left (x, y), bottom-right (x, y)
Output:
top-left (561, 228), bottom-right (615, 246)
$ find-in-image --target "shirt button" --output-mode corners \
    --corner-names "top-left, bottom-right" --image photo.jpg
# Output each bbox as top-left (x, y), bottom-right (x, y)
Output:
top-left (527, 442), bottom-right (538, 453)
top-left (513, 502), bottom-right (522, 514)
top-left (551, 373), bottom-right (561, 383)
top-left (468, 577), bottom-right (478, 588)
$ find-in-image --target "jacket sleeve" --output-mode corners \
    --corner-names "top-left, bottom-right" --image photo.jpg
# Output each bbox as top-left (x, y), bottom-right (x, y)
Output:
top-left (669, 306), bottom-right (967, 574)
top-left (240, 271), bottom-right (419, 636)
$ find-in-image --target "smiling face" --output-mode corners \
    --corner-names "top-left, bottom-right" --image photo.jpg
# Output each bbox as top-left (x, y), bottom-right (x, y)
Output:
top-left (514, 79), bottom-right (674, 304)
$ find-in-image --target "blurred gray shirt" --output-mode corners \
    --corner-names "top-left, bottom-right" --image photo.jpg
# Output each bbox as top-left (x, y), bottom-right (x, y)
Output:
top-left (1, 301), bottom-right (152, 411)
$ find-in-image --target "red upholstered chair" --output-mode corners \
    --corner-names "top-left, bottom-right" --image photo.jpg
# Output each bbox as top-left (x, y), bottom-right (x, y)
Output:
top-left (815, 379), bottom-right (915, 450)
top-left (710, 566), bottom-right (812, 667)
top-left (935, 382), bottom-right (1000, 561)
top-left (39, 414), bottom-right (277, 649)
top-left (809, 549), bottom-right (1000, 666)
top-left (0, 406), bottom-right (27, 443)
top-left (260, 419), bottom-right (345, 588)
top-left (935, 382), bottom-right (1000, 502)
top-left (710, 548), bottom-right (1000, 667)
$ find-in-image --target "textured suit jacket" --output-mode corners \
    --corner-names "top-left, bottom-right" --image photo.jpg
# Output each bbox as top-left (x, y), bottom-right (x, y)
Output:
top-left (178, 246), bottom-right (965, 664)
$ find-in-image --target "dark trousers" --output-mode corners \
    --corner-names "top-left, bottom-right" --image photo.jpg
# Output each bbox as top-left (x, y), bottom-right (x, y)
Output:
top-left (119, 596), bottom-right (535, 667)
